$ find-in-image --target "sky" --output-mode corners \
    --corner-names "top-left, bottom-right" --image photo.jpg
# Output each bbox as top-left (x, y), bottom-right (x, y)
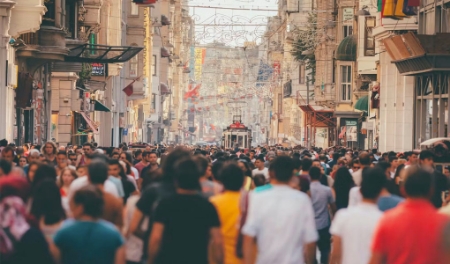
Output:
top-left (188, 0), bottom-right (278, 47)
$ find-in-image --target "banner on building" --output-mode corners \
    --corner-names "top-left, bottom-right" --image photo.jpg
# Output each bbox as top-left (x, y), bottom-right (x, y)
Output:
top-left (194, 48), bottom-right (206, 81)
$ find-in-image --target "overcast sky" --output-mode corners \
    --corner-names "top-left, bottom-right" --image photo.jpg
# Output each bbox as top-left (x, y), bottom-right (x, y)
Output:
top-left (188, 0), bottom-right (278, 47)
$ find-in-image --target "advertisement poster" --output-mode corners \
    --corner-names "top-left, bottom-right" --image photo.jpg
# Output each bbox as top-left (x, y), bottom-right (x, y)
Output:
top-left (345, 120), bottom-right (357, 142)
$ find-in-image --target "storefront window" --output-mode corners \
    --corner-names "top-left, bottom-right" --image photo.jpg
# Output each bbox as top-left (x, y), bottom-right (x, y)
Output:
top-left (340, 65), bottom-right (352, 101)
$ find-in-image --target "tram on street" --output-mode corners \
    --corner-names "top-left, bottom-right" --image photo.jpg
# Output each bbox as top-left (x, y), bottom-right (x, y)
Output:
top-left (222, 115), bottom-right (252, 150)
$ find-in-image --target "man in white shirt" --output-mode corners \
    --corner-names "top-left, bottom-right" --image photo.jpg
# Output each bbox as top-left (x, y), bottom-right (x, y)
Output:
top-left (68, 154), bottom-right (119, 198)
top-left (243, 156), bottom-right (318, 264)
top-left (252, 157), bottom-right (269, 181)
top-left (329, 167), bottom-right (385, 264)
top-left (352, 151), bottom-right (371, 186)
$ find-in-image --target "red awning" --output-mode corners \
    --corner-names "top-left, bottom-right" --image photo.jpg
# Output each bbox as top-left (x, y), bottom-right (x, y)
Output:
top-left (78, 112), bottom-right (99, 134)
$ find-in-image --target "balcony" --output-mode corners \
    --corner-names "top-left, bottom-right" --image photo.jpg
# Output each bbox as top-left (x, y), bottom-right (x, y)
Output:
top-left (15, 26), bottom-right (68, 61)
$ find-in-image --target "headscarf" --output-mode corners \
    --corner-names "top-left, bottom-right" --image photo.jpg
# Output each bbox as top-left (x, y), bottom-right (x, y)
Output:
top-left (0, 196), bottom-right (30, 256)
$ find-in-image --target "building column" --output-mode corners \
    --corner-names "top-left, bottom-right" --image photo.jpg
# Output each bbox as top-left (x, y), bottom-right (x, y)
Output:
top-left (0, 1), bottom-right (14, 141)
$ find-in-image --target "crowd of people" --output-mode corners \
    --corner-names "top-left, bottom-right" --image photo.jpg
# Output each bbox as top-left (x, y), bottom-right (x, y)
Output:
top-left (0, 138), bottom-right (450, 264)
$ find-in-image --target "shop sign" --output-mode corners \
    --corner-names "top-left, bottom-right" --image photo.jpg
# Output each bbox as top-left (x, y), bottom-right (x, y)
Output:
top-left (91, 63), bottom-right (106, 76)
top-left (343, 8), bottom-right (354, 24)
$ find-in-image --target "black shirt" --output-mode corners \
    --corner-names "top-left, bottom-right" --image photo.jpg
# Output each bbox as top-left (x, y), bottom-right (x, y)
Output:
top-left (432, 171), bottom-right (449, 208)
top-left (153, 194), bottom-right (220, 264)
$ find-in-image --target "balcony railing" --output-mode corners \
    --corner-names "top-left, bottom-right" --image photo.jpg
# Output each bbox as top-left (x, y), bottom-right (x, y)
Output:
top-left (19, 32), bottom-right (39, 45)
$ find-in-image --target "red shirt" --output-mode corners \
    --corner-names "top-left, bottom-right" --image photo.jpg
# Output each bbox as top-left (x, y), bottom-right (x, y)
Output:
top-left (371, 199), bottom-right (449, 264)
top-left (134, 161), bottom-right (148, 175)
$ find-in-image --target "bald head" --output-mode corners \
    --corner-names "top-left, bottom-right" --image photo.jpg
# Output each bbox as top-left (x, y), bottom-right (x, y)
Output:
top-left (359, 151), bottom-right (371, 166)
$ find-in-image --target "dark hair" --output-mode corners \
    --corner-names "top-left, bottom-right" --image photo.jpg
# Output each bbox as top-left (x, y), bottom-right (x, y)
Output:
top-left (301, 158), bottom-right (312, 171)
top-left (134, 149), bottom-right (143, 157)
top-left (32, 164), bottom-right (57, 192)
top-left (88, 159), bottom-right (109, 184)
top-left (419, 150), bottom-right (434, 161)
top-left (237, 160), bottom-right (252, 177)
top-left (309, 167), bottom-right (321, 180)
top-left (0, 159), bottom-right (12, 175)
top-left (174, 158), bottom-right (201, 190)
top-left (56, 150), bottom-right (67, 156)
top-left (293, 159), bottom-right (302, 170)
top-left (219, 162), bottom-right (244, 191)
top-left (211, 161), bottom-right (224, 179)
top-left (253, 174), bottom-right (266, 187)
top-left (161, 147), bottom-right (191, 183)
top-left (1, 146), bottom-right (14, 155)
top-left (269, 156), bottom-right (294, 182)
top-left (333, 167), bottom-right (355, 208)
top-left (376, 161), bottom-right (391, 174)
top-left (194, 155), bottom-right (210, 176)
top-left (141, 169), bottom-right (162, 190)
top-left (30, 179), bottom-right (66, 225)
top-left (73, 185), bottom-right (104, 218)
top-left (359, 151), bottom-right (371, 166)
top-left (82, 142), bottom-right (93, 149)
top-left (360, 168), bottom-right (386, 199)
top-left (59, 168), bottom-right (78, 187)
top-left (255, 157), bottom-right (265, 163)
top-left (404, 166), bottom-right (433, 198)
top-left (389, 156), bottom-right (398, 163)
top-left (120, 152), bottom-right (133, 164)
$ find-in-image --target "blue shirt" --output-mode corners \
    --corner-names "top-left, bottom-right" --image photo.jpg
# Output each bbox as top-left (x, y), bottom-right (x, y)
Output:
top-left (54, 220), bottom-right (124, 264)
top-left (108, 176), bottom-right (124, 197)
top-left (377, 194), bottom-right (404, 212)
top-left (310, 181), bottom-right (335, 230)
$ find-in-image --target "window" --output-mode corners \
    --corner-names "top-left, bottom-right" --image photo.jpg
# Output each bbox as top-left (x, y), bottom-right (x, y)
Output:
top-left (131, 2), bottom-right (139, 16)
top-left (343, 25), bottom-right (353, 39)
top-left (129, 55), bottom-right (138, 77)
top-left (340, 65), bottom-right (352, 101)
top-left (64, 0), bottom-right (77, 38)
top-left (151, 94), bottom-right (156, 109)
top-left (364, 17), bottom-right (376, 56)
top-left (299, 64), bottom-right (305, 84)
top-left (152, 55), bottom-right (157, 76)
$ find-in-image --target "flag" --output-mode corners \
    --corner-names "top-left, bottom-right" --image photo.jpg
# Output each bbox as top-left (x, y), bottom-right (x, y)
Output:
top-left (123, 80), bottom-right (136, 96)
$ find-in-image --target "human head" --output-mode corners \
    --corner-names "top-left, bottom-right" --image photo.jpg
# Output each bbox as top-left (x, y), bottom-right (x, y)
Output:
top-left (309, 166), bottom-right (321, 181)
top-left (1, 147), bottom-right (14, 163)
top-left (161, 147), bottom-right (191, 183)
top-left (403, 166), bottom-right (433, 199)
top-left (174, 158), bottom-right (201, 190)
top-left (56, 151), bottom-right (68, 168)
top-left (358, 151), bottom-right (371, 166)
top-left (30, 179), bottom-right (66, 225)
top-left (108, 159), bottom-right (122, 178)
top-left (60, 168), bottom-right (77, 187)
top-left (419, 150), bottom-right (434, 168)
top-left (28, 149), bottom-right (40, 163)
top-left (88, 159), bottom-right (109, 185)
top-left (82, 143), bottom-right (94, 155)
top-left (0, 176), bottom-right (30, 202)
top-left (19, 157), bottom-right (27, 168)
top-left (219, 162), bottom-right (244, 191)
top-left (42, 142), bottom-right (57, 156)
top-left (360, 167), bottom-right (386, 199)
top-left (269, 156), bottom-right (295, 183)
top-left (32, 164), bottom-right (57, 190)
top-left (0, 139), bottom-right (7, 147)
top-left (148, 152), bottom-right (158, 165)
top-left (389, 156), bottom-right (399, 168)
top-left (352, 159), bottom-right (361, 171)
top-left (70, 185), bottom-right (104, 219)
top-left (134, 149), bottom-right (142, 161)
top-left (409, 151), bottom-right (419, 165)
top-left (194, 155), bottom-right (211, 178)
top-left (68, 152), bottom-right (77, 165)
top-left (301, 158), bottom-right (312, 172)
top-left (253, 174), bottom-right (266, 187)
top-left (76, 165), bottom-right (87, 177)
top-left (254, 157), bottom-right (265, 169)
top-left (119, 152), bottom-right (133, 164)
top-left (111, 152), bottom-right (120, 160)
top-left (0, 159), bottom-right (12, 177)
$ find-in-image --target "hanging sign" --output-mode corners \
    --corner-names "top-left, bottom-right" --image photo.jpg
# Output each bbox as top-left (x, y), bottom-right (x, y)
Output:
top-left (91, 63), bottom-right (106, 76)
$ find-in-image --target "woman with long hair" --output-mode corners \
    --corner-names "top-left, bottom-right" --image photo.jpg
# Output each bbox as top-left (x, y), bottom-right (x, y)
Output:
top-left (40, 142), bottom-right (57, 166)
top-left (120, 152), bottom-right (139, 180)
top-left (237, 159), bottom-right (255, 191)
top-left (333, 167), bottom-right (356, 210)
top-left (30, 179), bottom-right (66, 239)
top-left (59, 168), bottom-right (78, 213)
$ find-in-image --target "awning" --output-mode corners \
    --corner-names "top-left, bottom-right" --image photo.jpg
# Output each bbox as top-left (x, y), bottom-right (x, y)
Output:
top-left (76, 86), bottom-right (89, 92)
top-left (354, 95), bottom-right (369, 113)
top-left (383, 32), bottom-right (450, 75)
top-left (336, 35), bottom-right (357, 61)
top-left (93, 100), bottom-right (111, 112)
top-left (65, 44), bottom-right (143, 63)
top-left (160, 83), bottom-right (171, 95)
top-left (78, 112), bottom-right (99, 134)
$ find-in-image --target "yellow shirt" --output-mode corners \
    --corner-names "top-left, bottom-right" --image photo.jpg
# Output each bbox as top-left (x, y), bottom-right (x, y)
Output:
top-left (210, 191), bottom-right (243, 264)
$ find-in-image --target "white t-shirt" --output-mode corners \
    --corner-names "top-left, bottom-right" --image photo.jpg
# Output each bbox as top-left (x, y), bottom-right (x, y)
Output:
top-left (68, 176), bottom-right (119, 198)
top-left (352, 170), bottom-right (363, 186)
top-left (242, 185), bottom-right (318, 264)
top-left (348, 186), bottom-right (362, 207)
top-left (252, 167), bottom-right (269, 180)
top-left (131, 167), bottom-right (139, 180)
top-left (330, 203), bottom-right (383, 264)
